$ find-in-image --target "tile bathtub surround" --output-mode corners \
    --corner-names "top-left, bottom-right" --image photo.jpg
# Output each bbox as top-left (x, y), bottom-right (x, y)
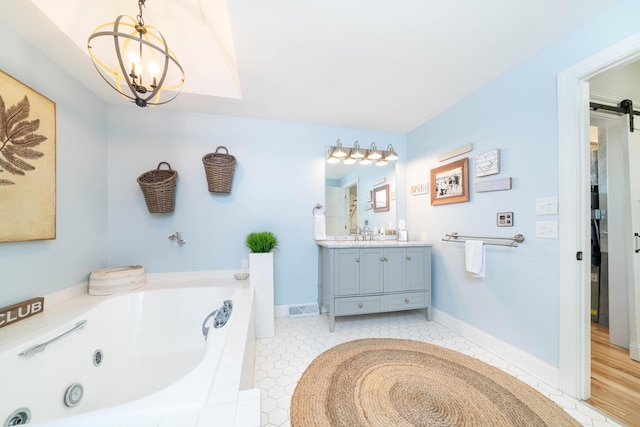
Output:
top-left (255, 311), bottom-right (624, 427)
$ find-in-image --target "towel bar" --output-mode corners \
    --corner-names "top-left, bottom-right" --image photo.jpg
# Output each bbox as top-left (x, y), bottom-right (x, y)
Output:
top-left (442, 232), bottom-right (524, 247)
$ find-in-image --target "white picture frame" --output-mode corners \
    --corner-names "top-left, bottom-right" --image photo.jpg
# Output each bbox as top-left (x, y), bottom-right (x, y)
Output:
top-left (475, 149), bottom-right (500, 177)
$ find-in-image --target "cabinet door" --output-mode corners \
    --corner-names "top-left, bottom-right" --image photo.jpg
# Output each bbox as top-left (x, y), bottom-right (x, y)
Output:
top-left (383, 247), bottom-right (406, 292)
top-left (406, 247), bottom-right (431, 291)
top-left (359, 248), bottom-right (384, 294)
top-left (334, 248), bottom-right (359, 296)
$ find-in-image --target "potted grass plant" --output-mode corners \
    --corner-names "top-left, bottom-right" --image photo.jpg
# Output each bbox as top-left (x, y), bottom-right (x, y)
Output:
top-left (245, 231), bottom-right (278, 253)
top-left (245, 231), bottom-right (278, 339)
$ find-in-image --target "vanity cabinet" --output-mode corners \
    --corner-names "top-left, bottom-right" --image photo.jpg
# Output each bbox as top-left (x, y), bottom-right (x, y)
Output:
top-left (318, 242), bottom-right (432, 331)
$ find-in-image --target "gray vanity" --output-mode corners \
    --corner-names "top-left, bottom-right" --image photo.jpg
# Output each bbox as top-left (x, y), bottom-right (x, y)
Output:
top-left (317, 240), bottom-right (432, 331)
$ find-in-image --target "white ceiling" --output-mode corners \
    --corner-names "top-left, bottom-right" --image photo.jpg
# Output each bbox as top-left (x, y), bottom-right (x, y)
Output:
top-left (0, 0), bottom-right (620, 133)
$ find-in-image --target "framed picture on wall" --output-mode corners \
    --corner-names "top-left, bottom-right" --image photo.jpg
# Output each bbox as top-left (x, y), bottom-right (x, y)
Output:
top-left (475, 149), bottom-right (500, 177)
top-left (0, 69), bottom-right (56, 242)
top-left (430, 158), bottom-right (469, 206)
top-left (373, 184), bottom-right (389, 212)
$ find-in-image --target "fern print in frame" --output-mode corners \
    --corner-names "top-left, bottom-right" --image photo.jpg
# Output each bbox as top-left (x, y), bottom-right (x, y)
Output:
top-left (0, 69), bottom-right (56, 242)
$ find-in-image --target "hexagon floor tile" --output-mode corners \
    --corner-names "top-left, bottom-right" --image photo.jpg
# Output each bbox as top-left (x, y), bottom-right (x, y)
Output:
top-left (254, 311), bottom-right (623, 427)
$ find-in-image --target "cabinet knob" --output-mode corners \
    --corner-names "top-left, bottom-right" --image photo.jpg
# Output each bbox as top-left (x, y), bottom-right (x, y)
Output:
top-left (406, 256), bottom-right (412, 261)
top-left (405, 298), bottom-right (410, 304)
top-left (380, 257), bottom-right (385, 262)
top-left (358, 303), bottom-right (363, 308)
top-left (356, 257), bottom-right (360, 262)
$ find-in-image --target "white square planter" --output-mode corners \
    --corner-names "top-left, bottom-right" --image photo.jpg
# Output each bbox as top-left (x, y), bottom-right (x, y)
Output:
top-left (249, 252), bottom-right (274, 338)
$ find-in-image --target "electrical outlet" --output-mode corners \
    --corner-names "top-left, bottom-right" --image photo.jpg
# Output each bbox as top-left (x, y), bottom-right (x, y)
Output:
top-left (497, 212), bottom-right (513, 227)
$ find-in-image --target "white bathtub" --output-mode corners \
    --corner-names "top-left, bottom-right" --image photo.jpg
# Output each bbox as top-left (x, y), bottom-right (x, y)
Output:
top-left (0, 275), bottom-right (257, 427)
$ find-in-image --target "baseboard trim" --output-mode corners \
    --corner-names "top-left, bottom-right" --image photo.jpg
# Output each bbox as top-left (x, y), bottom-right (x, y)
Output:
top-left (630, 341), bottom-right (640, 362)
top-left (432, 308), bottom-right (559, 388)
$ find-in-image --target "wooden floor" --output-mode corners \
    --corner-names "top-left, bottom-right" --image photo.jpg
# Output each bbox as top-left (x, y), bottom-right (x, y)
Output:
top-left (587, 323), bottom-right (640, 426)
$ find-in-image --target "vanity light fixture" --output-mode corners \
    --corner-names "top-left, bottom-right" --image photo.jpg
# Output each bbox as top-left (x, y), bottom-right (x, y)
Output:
top-left (332, 139), bottom-right (348, 157)
top-left (87, 0), bottom-right (185, 107)
top-left (343, 151), bottom-right (357, 165)
top-left (326, 140), bottom-right (398, 164)
top-left (326, 148), bottom-right (340, 164)
top-left (385, 144), bottom-right (399, 161)
top-left (367, 142), bottom-right (382, 160)
top-left (350, 141), bottom-right (366, 159)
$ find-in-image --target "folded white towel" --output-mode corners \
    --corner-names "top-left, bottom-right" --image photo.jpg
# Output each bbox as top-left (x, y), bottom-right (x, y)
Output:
top-left (465, 240), bottom-right (485, 278)
top-left (314, 214), bottom-right (326, 240)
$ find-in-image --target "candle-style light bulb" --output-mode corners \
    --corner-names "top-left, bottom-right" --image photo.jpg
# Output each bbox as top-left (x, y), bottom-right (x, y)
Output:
top-left (127, 51), bottom-right (140, 78)
top-left (148, 62), bottom-right (160, 88)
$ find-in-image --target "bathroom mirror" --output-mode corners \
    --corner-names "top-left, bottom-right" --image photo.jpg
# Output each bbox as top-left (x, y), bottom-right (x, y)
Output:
top-left (324, 146), bottom-right (396, 237)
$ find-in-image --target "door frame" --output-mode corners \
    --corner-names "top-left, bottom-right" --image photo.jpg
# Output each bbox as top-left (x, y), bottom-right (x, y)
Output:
top-left (557, 32), bottom-right (640, 399)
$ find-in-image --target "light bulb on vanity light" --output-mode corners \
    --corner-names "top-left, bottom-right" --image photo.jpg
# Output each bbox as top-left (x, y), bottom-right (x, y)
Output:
top-left (367, 142), bottom-right (382, 160)
top-left (332, 139), bottom-right (348, 157)
top-left (385, 144), bottom-right (399, 161)
top-left (343, 157), bottom-right (356, 165)
top-left (327, 155), bottom-right (340, 164)
top-left (350, 141), bottom-right (365, 159)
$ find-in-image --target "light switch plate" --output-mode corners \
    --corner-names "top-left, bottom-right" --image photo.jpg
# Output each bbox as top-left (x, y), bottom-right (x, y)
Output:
top-left (497, 212), bottom-right (513, 227)
top-left (536, 221), bottom-right (558, 238)
top-left (536, 197), bottom-right (558, 215)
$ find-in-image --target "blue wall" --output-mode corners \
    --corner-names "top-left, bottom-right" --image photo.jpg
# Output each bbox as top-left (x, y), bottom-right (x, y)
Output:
top-left (406, 0), bottom-right (640, 366)
top-left (106, 107), bottom-right (406, 306)
top-left (0, 22), bottom-right (108, 307)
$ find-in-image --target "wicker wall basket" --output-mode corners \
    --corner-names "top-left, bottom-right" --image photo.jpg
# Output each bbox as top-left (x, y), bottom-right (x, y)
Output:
top-left (137, 162), bottom-right (178, 213)
top-left (202, 146), bottom-right (236, 193)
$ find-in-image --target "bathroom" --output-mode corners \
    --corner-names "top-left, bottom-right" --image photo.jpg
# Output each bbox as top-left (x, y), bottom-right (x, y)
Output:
top-left (2, 1), bottom-right (640, 426)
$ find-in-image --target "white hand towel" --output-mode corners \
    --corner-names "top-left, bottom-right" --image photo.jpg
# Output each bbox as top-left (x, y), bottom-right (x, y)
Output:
top-left (314, 214), bottom-right (326, 240)
top-left (465, 240), bottom-right (485, 278)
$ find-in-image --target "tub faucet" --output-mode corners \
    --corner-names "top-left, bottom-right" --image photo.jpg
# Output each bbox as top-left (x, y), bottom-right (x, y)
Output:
top-left (169, 232), bottom-right (186, 246)
top-left (202, 300), bottom-right (234, 340)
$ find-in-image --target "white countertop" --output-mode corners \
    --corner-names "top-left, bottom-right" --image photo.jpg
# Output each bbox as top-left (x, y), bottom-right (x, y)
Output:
top-left (316, 240), bottom-right (432, 248)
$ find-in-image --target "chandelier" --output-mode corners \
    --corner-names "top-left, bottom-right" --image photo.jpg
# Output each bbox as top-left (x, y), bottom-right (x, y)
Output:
top-left (87, 0), bottom-right (185, 107)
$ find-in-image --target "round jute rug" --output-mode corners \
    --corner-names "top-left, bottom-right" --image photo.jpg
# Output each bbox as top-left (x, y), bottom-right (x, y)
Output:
top-left (290, 338), bottom-right (580, 427)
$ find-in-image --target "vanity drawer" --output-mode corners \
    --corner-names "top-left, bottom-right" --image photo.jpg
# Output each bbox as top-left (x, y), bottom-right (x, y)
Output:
top-left (335, 295), bottom-right (382, 316)
top-left (384, 292), bottom-right (428, 311)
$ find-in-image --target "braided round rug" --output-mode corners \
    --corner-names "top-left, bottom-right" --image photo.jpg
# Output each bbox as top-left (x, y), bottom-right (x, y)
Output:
top-left (290, 338), bottom-right (580, 427)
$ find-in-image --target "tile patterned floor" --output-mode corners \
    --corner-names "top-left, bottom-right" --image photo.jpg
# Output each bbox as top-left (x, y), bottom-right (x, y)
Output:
top-left (254, 310), bottom-right (625, 427)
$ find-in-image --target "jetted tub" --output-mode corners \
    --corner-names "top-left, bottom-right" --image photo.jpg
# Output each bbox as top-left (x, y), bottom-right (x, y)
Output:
top-left (0, 275), bottom-right (256, 427)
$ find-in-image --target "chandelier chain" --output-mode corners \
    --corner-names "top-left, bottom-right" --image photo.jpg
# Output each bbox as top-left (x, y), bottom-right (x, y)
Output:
top-left (137, 0), bottom-right (146, 27)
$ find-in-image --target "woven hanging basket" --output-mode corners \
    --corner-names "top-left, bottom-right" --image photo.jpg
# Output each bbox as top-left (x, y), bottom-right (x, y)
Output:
top-left (202, 146), bottom-right (236, 193)
top-left (137, 162), bottom-right (178, 213)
